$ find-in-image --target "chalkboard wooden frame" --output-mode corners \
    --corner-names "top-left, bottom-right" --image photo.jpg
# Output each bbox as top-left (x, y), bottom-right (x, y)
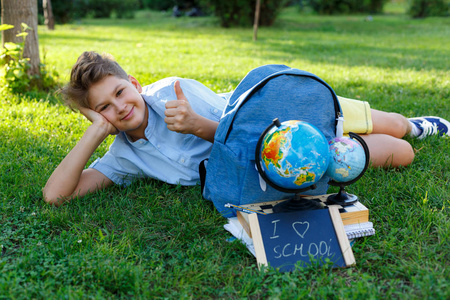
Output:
top-left (248, 205), bottom-right (355, 272)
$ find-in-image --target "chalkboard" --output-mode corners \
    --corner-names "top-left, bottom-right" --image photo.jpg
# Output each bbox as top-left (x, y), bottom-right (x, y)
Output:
top-left (248, 206), bottom-right (355, 272)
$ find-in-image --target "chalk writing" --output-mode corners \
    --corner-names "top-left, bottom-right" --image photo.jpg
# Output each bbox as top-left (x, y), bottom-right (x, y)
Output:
top-left (292, 221), bottom-right (309, 238)
top-left (254, 208), bottom-right (346, 271)
top-left (270, 219), bottom-right (280, 239)
top-left (269, 219), bottom-right (334, 259)
top-left (273, 238), bottom-right (335, 259)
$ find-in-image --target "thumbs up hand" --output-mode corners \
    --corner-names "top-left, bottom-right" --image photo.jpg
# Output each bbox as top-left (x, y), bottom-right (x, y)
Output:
top-left (165, 80), bottom-right (200, 135)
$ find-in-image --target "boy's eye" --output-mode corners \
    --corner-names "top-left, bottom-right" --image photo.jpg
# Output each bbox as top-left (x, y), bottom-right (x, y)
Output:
top-left (116, 88), bottom-right (124, 97)
top-left (100, 104), bottom-right (109, 111)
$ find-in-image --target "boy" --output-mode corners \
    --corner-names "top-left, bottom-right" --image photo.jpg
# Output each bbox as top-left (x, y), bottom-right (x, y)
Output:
top-left (43, 51), bottom-right (449, 205)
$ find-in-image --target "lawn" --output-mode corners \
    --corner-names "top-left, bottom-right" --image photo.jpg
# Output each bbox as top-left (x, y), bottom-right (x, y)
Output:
top-left (1, 6), bottom-right (449, 299)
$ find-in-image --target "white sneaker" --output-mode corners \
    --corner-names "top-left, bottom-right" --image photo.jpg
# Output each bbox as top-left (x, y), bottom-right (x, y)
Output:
top-left (409, 116), bottom-right (450, 139)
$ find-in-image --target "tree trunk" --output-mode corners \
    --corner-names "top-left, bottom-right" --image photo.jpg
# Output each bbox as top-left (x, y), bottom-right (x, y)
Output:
top-left (1, 0), bottom-right (41, 76)
top-left (253, 0), bottom-right (261, 41)
top-left (43, 0), bottom-right (55, 30)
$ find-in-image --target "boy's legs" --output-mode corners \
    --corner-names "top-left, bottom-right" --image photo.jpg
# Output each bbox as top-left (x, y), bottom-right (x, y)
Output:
top-left (370, 109), bottom-right (412, 138)
top-left (361, 109), bottom-right (414, 167)
top-left (360, 133), bottom-right (415, 168)
top-left (340, 98), bottom-right (449, 167)
top-left (371, 108), bottom-right (450, 139)
top-left (339, 99), bottom-right (415, 167)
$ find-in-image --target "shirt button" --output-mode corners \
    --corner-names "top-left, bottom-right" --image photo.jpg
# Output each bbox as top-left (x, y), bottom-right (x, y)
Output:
top-left (139, 141), bottom-right (143, 144)
top-left (213, 109), bottom-right (219, 113)
top-left (157, 144), bottom-right (161, 148)
top-left (180, 158), bottom-right (185, 163)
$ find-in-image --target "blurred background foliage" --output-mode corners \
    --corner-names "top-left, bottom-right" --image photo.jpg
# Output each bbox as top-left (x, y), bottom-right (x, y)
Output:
top-left (30, 0), bottom-right (448, 27)
top-left (1, 0), bottom-right (447, 96)
top-left (308, 0), bottom-right (388, 14)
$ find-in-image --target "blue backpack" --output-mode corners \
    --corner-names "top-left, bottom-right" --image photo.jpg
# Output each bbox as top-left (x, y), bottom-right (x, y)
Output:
top-left (201, 65), bottom-right (343, 218)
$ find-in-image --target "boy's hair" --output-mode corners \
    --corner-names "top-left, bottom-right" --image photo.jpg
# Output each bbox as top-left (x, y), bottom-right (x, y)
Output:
top-left (60, 51), bottom-right (128, 109)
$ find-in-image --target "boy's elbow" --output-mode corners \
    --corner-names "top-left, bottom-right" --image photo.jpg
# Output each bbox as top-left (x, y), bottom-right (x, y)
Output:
top-left (42, 189), bottom-right (65, 207)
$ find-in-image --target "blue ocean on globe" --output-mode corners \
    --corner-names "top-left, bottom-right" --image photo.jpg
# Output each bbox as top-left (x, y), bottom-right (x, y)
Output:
top-left (259, 120), bottom-right (330, 190)
top-left (326, 136), bottom-right (366, 183)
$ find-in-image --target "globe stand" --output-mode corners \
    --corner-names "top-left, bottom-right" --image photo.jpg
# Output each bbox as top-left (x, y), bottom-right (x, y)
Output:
top-left (326, 132), bottom-right (370, 207)
top-left (326, 184), bottom-right (358, 206)
top-left (273, 192), bottom-right (323, 213)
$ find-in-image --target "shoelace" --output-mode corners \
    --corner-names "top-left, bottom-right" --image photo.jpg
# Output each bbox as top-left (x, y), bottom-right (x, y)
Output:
top-left (418, 120), bottom-right (438, 139)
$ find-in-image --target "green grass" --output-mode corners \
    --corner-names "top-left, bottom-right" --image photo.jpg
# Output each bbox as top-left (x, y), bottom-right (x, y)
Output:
top-left (1, 6), bottom-right (449, 299)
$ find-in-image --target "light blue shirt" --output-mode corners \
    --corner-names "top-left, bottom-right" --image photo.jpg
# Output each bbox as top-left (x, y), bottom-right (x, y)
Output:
top-left (89, 77), bottom-right (227, 186)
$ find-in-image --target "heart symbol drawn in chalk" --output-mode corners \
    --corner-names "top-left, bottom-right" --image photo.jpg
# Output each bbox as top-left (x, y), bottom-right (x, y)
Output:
top-left (292, 221), bottom-right (309, 238)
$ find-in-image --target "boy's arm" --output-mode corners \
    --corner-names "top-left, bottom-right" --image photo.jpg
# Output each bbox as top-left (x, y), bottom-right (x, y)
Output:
top-left (43, 108), bottom-right (116, 206)
top-left (188, 116), bottom-right (218, 143)
top-left (164, 81), bottom-right (219, 143)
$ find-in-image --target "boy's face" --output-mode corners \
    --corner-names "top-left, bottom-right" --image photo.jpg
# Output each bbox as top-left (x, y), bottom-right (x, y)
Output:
top-left (88, 75), bottom-right (148, 138)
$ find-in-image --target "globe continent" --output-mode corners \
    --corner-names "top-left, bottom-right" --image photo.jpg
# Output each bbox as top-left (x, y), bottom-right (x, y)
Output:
top-left (260, 120), bottom-right (330, 190)
top-left (326, 137), bottom-right (366, 183)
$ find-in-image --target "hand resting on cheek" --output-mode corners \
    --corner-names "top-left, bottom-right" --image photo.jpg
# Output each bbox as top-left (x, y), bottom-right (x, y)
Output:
top-left (78, 106), bottom-right (119, 136)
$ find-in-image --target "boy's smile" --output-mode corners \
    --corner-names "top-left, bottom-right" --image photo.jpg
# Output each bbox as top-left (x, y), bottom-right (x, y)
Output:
top-left (88, 75), bottom-right (148, 141)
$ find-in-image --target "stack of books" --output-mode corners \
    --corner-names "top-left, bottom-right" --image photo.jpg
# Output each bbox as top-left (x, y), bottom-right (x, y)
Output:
top-left (233, 194), bottom-right (375, 240)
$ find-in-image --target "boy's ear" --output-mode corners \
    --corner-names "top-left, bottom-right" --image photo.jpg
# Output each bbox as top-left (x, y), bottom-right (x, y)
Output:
top-left (128, 75), bottom-right (143, 93)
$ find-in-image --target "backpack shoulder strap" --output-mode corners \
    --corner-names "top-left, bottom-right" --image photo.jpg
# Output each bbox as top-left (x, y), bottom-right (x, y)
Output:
top-left (216, 65), bottom-right (342, 144)
top-left (199, 158), bottom-right (208, 196)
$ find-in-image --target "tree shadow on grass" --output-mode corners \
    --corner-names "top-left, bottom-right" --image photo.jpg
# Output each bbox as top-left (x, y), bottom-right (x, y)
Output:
top-left (249, 36), bottom-right (449, 72)
top-left (39, 32), bottom-right (123, 43)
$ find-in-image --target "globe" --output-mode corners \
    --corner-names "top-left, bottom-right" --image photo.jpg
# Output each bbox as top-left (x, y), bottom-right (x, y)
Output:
top-left (326, 136), bottom-right (367, 183)
top-left (258, 120), bottom-right (330, 191)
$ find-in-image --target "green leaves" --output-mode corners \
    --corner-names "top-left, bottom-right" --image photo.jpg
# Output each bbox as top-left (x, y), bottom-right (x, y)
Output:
top-left (0, 23), bottom-right (58, 94)
top-left (21, 22), bottom-right (31, 31)
top-left (0, 24), bottom-right (14, 31)
top-left (16, 32), bottom-right (29, 38)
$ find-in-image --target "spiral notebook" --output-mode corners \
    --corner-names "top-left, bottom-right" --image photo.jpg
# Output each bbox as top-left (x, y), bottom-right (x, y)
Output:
top-left (344, 222), bottom-right (375, 239)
